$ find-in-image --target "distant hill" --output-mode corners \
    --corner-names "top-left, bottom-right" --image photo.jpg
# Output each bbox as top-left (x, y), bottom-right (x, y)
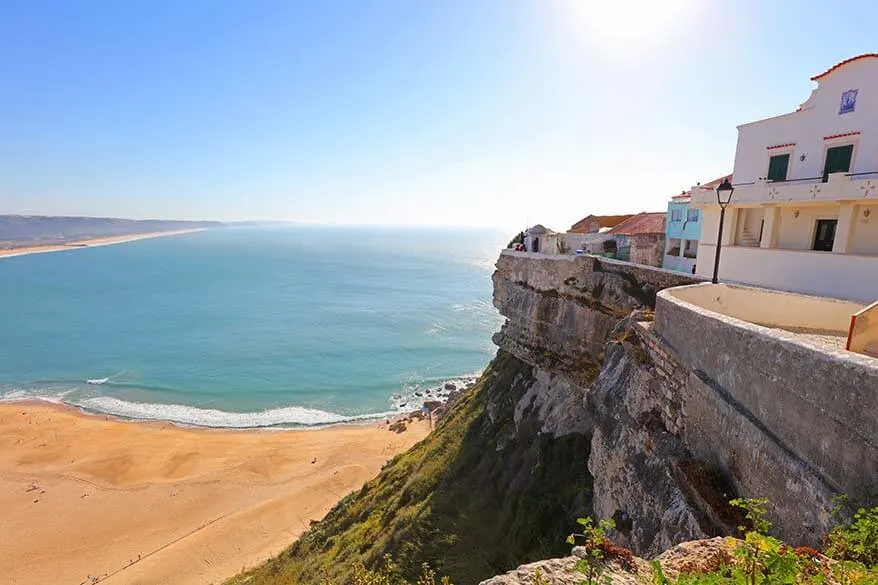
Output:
top-left (0, 215), bottom-right (224, 249)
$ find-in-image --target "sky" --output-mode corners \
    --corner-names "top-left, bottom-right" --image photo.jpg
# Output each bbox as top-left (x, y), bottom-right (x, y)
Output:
top-left (1, 1), bottom-right (877, 230)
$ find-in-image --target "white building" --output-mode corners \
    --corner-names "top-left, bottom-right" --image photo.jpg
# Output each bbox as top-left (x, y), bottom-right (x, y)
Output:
top-left (692, 54), bottom-right (878, 302)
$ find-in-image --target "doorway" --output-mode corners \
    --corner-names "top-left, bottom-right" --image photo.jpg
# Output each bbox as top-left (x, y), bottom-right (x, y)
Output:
top-left (813, 219), bottom-right (837, 252)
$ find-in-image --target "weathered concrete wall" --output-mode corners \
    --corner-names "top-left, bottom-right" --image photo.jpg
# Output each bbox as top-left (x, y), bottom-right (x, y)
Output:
top-left (656, 284), bottom-right (878, 507)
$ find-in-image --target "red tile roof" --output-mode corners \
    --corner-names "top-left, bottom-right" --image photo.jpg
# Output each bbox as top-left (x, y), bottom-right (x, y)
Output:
top-left (607, 212), bottom-right (666, 235)
top-left (824, 131), bottom-right (860, 141)
top-left (767, 143), bottom-right (796, 150)
top-left (569, 214), bottom-right (634, 233)
top-left (811, 54), bottom-right (878, 81)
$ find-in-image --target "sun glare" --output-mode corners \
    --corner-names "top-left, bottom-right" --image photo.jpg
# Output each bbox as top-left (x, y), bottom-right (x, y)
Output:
top-left (564, 0), bottom-right (697, 53)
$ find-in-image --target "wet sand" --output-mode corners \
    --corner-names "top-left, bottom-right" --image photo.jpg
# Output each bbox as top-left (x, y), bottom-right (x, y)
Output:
top-left (0, 402), bottom-right (428, 585)
top-left (0, 229), bottom-right (205, 258)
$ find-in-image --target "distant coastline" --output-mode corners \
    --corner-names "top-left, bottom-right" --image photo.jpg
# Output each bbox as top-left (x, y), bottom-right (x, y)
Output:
top-left (0, 228), bottom-right (205, 259)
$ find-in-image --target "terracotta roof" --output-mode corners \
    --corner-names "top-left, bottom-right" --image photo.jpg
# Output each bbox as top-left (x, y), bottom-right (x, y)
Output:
top-left (607, 212), bottom-right (666, 235)
top-left (811, 54), bottom-right (878, 81)
top-left (767, 143), bottom-right (796, 150)
top-left (569, 214), bottom-right (634, 232)
top-left (824, 131), bottom-right (860, 141)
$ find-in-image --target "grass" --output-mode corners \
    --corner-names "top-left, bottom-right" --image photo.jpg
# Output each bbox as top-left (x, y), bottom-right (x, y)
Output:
top-left (226, 350), bottom-right (593, 585)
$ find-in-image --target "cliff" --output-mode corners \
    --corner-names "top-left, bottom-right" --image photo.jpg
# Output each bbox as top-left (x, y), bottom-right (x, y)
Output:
top-left (228, 250), bottom-right (874, 584)
top-left (228, 252), bottom-right (703, 584)
top-left (492, 252), bottom-right (712, 556)
top-left (228, 350), bottom-right (593, 585)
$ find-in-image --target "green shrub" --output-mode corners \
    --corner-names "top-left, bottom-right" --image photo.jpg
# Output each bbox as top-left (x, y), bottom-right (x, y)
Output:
top-left (825, 506), bottom-right (878, 567)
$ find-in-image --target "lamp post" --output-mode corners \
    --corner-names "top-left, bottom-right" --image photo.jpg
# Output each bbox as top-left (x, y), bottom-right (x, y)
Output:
top-left (712, 178), bottom-right (735, 284)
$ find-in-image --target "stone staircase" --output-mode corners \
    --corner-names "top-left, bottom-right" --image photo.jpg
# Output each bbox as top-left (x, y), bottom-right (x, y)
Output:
top-left (738, 227), bottom-right (761, 247)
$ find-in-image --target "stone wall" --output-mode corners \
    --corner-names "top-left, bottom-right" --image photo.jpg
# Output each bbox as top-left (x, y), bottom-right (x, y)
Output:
top-left (630, 233), bottom-right (666, 267)
top-left (655, 285), bottom-right (878, 521)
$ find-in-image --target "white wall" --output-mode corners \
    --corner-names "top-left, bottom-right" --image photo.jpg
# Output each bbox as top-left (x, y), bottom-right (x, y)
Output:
top-left (668, 283), bottom-right (864, 331)
top-left (851, 204), bottom-right (878, 254)
top-left (695, 244), bottom-right (878, 302)
top-left (775, 206), bottom-right (838, 250)
top-left (734, 57), bottom-right (878, 185)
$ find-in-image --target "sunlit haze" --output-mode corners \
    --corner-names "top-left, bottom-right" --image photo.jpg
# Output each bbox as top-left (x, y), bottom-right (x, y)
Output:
top-left (2, 1), bottom-right (876, 231)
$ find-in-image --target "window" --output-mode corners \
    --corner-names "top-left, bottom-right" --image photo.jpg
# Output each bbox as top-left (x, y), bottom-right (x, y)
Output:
top-left (767, 154), bottom-right (790, 182)
top-left (686, 208), bottom-right (699, 222)
top-left (670, 209), bottom-right (683, 222)
top-left (823, 144), bottom-right (854, 182)
top-left (667, 238), bottom-right (682, 256)
top-left (683, 239), bottom-right (698, 259)
top-left (813, 219), bottom-right (837, 252)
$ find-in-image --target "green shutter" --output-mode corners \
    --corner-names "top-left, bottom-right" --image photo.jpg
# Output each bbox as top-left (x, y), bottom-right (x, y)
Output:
top-left (823, 145), bottom-right (854, 181)
top-left (767, 154), bottom-right (790, 182)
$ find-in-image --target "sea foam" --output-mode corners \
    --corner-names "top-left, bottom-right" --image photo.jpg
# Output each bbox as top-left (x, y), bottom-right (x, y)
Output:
top-left (78, 396), bottom-right (397, 428)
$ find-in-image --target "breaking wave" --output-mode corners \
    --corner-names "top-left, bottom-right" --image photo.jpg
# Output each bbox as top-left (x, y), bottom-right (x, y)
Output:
top-left (76, 396), bottom-right (397, 428)
top-left (0, 372), bottom-right (480, 429)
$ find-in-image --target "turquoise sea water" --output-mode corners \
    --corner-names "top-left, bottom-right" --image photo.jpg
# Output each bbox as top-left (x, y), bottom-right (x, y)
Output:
top-left (0, 227), bottom-right (506, 427)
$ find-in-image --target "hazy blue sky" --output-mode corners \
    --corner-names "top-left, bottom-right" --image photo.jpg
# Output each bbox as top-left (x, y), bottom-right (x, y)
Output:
top-left (2, 1), bottom-right (876, 229)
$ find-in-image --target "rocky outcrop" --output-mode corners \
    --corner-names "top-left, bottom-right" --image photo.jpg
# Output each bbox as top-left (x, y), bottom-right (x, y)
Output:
top-left (480, 538), bottom-right (736, 585)
top-left (493, 252), bottom-right (712, 554)
top-left (587, 338), bottom-right (706, 557)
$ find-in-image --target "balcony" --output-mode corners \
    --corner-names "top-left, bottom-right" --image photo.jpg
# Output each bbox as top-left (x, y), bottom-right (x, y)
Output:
top-left (690, 172), bottom-right (878, 206)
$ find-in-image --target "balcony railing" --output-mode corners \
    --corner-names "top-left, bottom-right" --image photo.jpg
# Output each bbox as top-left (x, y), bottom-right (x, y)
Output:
top-left (691, 172), bottom-right (878, 205)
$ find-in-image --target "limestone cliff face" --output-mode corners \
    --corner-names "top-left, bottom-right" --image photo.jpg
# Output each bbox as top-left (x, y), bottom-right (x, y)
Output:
top-left (492, 252), bottom-right (713, 556)
top-left (587, 337), bottom-right (705, 556)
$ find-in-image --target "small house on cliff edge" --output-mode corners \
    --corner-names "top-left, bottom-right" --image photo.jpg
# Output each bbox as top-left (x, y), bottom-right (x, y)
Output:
top-left (565, 214), bottom-right (634, 255)
top-left (691, 53), bottom-right (878, 302)
top-left (607, 212), bottom-right (667, 266)
top-left (524, 224), bottom-right (557, 253)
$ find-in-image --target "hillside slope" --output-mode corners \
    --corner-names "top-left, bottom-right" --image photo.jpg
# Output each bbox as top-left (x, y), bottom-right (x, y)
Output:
top-left (227, 350), bottom-right (592, 584)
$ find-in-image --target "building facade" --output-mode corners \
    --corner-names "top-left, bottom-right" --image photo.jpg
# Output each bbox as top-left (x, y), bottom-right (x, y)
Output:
top-left (663, 193), bottom-right (702, 273)
top-left (691, 54), bottom-right (878, 302)
top-left (565, 214), bottom-right (633, 255)
top-left (663, 175), bottom-right (730, 273)
top-left (607, 212), bottom-right (667, 267)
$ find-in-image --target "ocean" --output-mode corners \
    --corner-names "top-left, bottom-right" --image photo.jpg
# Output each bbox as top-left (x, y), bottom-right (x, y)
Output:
top-left (0, 226), bottom-right (507, 427)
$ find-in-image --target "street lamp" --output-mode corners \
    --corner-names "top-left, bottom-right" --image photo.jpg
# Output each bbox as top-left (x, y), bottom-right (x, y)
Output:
top-left (712, 178), bottom-right (735, 284)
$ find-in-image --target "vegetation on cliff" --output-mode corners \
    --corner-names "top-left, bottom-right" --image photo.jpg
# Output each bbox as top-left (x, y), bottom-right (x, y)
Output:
top-left (228, 350), bottom-right (592, 585)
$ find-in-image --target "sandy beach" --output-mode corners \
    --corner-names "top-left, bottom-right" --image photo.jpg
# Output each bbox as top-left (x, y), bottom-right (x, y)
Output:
top-left (0, 402), bottom-right (429, 585)
top-left (0, 229), bottom-right (205, 259)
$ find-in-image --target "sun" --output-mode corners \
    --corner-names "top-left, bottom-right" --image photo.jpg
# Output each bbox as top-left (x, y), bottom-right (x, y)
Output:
top-left (563, 0), bottom-right (698, 53)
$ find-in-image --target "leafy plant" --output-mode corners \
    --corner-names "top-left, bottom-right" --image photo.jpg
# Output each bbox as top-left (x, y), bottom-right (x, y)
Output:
top-left (825, 505), bottom-right (878, 567)
top-left (567, 517), bottom-right (616, 585)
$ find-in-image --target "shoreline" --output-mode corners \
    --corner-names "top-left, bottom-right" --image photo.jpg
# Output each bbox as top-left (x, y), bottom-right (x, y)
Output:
top-left (0, 401), bottom-right (430, 585)
top-left (0, 395), bottom-right (427, 433)
top-left (0, 228), bottom-right (206, 259)
top-left (0, 374), bottom-right (478, 430)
